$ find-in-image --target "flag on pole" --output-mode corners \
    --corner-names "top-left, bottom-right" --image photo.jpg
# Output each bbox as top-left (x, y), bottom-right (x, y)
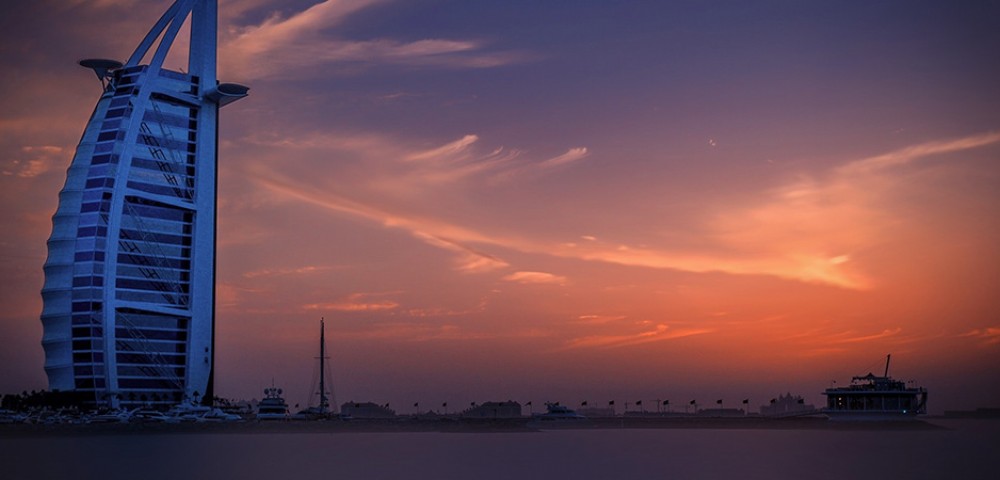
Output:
top-left (742, 399), bottom-right (749, 404)
top-left (716, 399), bottom-right (723, 405)
top-left (526, 401), bottom-right (532, 406)
top-left (442, 402), bottom-right (447, 407)
top-left (581, 401), bottom-right (588, 406)
top-left (663, 400), bottom-right (669, 405)
top-left (636, 400), bottom-right (642, 405)
top-left (609, 400), bottom-right (615, 406)
top-left (690, 400), bottom-right (696, 405)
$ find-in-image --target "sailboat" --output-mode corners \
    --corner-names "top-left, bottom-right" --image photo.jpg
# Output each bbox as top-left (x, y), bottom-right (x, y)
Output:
top-left (293, 319), bottom-right (339, 420)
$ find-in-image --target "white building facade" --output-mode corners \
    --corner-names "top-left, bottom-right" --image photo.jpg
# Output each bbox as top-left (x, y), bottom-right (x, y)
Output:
top-left (40, 0), bottom-right (246, 407)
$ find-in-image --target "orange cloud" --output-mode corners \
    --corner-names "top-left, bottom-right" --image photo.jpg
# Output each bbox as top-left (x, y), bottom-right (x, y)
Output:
top-left (574, 315), bottom-right (627, 325)
top-left (243, 265), bottom-right (340, 278)
top-left (830, 328), bottom-right (904, 344)
top-left (562, 324), bottom-right (713, 350)
top-left (248, 129), bottom-right (998, 290)
top-left (304, 293), bottom-right (400, 312)
top-left (959, 327), bottom-right (1000, 345)
top-left (502, 271), bottom-right (567, 285)
top-left (705, 131), bottom-right (1000, 289)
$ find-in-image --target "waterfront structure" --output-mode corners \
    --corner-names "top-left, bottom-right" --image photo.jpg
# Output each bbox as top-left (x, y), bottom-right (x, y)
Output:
top-left (533, 403), bottom-right (586, 421)
top-left (760, 393), bottom-right (815, 417)
top-left (341, 402), bottom-right (397, 418)
top-left (460, 401), bottom-right (523, 418)
top-left (40, 0), bottom-right (247, 408)
top-left (822, 355), bottom-right (928, 420)
top-left (575, 406), bottom-right (615, 417)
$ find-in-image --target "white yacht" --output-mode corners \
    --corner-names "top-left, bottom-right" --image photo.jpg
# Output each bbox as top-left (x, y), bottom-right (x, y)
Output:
top-left (256, 386), bottom-right (289, 420)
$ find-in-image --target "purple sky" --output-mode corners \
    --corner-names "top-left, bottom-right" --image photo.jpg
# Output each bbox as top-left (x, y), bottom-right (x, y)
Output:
top-left (1, 0), bottom-right (999, 412)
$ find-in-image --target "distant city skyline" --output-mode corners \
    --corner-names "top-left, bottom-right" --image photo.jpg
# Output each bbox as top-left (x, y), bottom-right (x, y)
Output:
top-left (1, 0), bottom-right (998, 413)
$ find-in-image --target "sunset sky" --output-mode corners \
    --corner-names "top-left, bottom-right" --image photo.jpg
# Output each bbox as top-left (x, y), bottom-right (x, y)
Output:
top-left (1, 0), bottom-right (998, 413)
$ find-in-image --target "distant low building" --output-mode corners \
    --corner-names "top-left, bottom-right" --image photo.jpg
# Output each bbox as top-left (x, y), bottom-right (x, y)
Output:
top-left (760, 393), bottom-right (815, 416)
top-left (577, 406), bottom-right (615, 417)
top-left (461, 401), bottom-right (522, 418)
top-left (943, 408), bottom-right (1000, 419)
top-left (623, 410), bottom-right (662, 417)
top-left (341, 401), bottom-right (396, 418)
top-left (697, 408), bottom-right (745, 417)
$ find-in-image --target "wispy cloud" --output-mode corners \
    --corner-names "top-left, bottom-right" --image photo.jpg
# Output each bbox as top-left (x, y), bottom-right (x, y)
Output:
top-left (537, 147), bottom-right (589, 168)
top-left (704, 131), bottom-right (1000, 289)
top-left (332, 321), bottom-right (545, 342)
top-left (562, 324), bottom-right (713, 350)
top-left (243, 265), bottom-right (340, 278)
top-left (959, 327), bottom-right (1000, 345)
top-left (220, 0), bottom-right (524, 79)
top-left (407, 134), bottom-right (480, 162)
top-left (385, 135), bottom-right (523, 190)
top-left (829, 328), bottom-right (904, 344)
top-left (574, 314), bottom-right (627, 325)
top-left (2, 146), bottom-right (63, 178)
top-left (249, 130), bottom-right (998, 290)
top-left (406, 306), bottom-right (482, 318)
top-left (304, 292), bottom-right (399, 312)
top-left (502, 271), bottom-right (567, 285)
top-left (489, 147), bottom-right (591, 183)
top-left (837, 132), bottom-right (1000, 175)
top-left (412, 232), bottom-right (510, 273)
top-left (252, 172), bottom-right (513, 274)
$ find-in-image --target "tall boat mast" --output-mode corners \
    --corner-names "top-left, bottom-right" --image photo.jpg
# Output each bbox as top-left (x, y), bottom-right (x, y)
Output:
top-left (318, 318), bottom-right (329, 413)
top-left (884, 354), bottom-right (891, 377)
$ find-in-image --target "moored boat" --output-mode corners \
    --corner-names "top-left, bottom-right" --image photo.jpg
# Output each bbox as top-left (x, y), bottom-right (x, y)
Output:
top-left (256, 386), bottom-right (289, 420)
top-left (532, 403), bottom-right (587, 422)
top-left (292, 319), bottom-right (339, 420)
top-left (822, 355), bottom-right (927, 421)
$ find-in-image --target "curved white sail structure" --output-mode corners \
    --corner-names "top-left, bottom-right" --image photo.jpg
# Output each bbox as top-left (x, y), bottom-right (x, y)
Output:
top-left (41, 0), bottom-right (246, 408)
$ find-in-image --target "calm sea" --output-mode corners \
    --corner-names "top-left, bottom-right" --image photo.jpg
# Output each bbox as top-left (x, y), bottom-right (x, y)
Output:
top-left (2, 419), bottom-right (996, 480)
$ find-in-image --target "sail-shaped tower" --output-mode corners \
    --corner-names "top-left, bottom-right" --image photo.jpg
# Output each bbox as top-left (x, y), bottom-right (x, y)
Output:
top-left (40, 0), bottom-right (247, 408)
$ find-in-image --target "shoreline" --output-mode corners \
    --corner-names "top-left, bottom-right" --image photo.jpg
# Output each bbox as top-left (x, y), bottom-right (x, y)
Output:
top-left (0, 415), bottom-right (953, 438)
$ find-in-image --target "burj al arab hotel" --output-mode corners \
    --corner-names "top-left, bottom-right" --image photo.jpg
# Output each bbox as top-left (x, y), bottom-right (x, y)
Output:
top-left (41, 0), bottom-right (246, 408)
